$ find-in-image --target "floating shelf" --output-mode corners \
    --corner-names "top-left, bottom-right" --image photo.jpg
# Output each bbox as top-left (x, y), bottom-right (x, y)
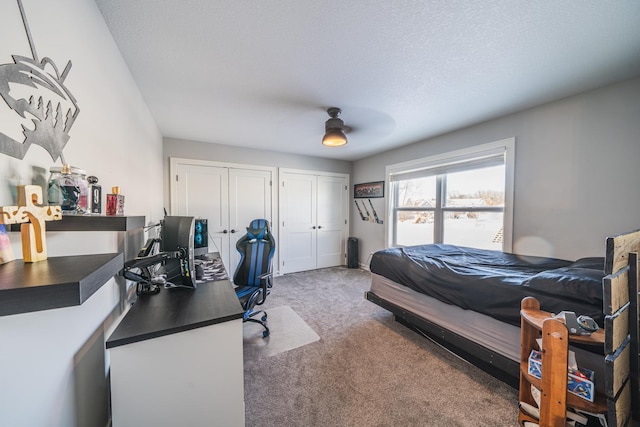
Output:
top-left (0, 253), bottom-right (123, 316)
top-left (2, 215), bottom-right (145, 316)
top-left (9, 215), bottom-right (145, 232)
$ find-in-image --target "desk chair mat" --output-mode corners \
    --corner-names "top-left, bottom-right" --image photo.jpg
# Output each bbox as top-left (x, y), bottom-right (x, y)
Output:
top-left (243, 306), bottom-right (319, 359)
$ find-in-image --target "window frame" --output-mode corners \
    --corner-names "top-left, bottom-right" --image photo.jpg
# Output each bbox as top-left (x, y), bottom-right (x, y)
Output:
top-left (385, 138), bottom-right (515, 252)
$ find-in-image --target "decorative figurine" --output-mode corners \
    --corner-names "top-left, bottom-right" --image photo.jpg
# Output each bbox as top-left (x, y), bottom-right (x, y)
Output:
top-left (0, 185), bottom-right (62, 262)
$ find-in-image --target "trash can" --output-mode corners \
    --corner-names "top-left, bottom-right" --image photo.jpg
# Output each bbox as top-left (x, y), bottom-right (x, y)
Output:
top-left (347, 237), bottom-right (359, 268)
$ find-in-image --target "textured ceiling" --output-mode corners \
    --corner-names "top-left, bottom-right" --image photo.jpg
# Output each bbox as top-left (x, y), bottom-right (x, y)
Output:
top-left (94, 0), bottom-right (640, 161)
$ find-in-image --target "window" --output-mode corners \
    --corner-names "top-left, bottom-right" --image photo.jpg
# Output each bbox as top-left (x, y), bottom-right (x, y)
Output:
top-left (386, 138), bottom-right (515, 251)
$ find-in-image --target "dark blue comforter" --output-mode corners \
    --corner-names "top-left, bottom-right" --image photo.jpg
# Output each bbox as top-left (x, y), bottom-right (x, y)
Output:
top-left (369, 244), bottom-right (604, 327)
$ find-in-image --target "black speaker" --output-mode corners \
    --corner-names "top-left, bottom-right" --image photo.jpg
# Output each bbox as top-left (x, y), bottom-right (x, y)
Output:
top-left (347, 237), bottom-right (359, 268)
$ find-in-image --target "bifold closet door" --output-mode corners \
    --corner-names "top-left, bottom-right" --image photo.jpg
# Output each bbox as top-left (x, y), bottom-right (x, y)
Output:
top-left (279, 171), bottom-right (348, 274)
top-left (173, 163), bottom-right (230, 269)
top-left (227, 168), bottom-right (272, 274)
top-left (316, 175), bottom-right (347, 268)
top-left (279, 172), bottom-right (318, 274)
top-left (172, 160), bottom-right (274, 278)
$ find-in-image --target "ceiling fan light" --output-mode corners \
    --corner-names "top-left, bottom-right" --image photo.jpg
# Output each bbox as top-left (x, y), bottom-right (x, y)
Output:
top-left (322, 129), bottom-right (348, 147)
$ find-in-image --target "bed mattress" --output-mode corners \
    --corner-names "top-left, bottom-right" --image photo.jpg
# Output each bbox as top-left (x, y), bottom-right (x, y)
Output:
top-left (370, 244), bottom-right (605, 327)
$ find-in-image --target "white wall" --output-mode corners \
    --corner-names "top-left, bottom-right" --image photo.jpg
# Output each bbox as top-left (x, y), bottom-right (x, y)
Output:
top-left (0, 279), bottom-right (121, 427)
top-left (0, 0), bottom-right (163, 426)
top-left (352, 77), bottom-right (640, 264)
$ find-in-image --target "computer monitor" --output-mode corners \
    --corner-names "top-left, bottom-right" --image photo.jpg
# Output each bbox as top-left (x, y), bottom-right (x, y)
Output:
top-left (193, 218), bottom-right (208, 256)
top-left (161, 216), bottom-right (196, 288)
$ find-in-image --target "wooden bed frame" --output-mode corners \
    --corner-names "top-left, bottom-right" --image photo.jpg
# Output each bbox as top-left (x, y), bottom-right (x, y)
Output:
top-left (602, 230), bottom-right (640, 425)
top-left (365, 229), bottom-right (640, 425)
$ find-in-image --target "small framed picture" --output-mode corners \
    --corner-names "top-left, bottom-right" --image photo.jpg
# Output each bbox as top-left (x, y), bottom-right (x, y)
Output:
top-left (354, 181), bottom-right (384, 199)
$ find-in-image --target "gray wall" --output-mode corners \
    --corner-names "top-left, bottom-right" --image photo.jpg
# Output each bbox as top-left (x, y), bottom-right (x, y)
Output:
top-left (352, 77), bottom-right (640, 264)
top-left (163, 137), bottom-right (352, 212)
top-left (0, 0), bottom-right (163, 426)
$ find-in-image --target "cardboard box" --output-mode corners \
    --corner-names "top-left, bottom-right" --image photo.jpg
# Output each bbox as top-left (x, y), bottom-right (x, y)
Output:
top-left (528, 349), bottom-right (543, 379)
top-left (527, 350), bottom-right (595, 402)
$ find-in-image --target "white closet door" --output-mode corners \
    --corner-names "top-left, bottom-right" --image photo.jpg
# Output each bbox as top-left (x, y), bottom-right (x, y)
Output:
top-left (172, 159), bottom-right (275, 277)
top-left (280, 172), bottom-right (317, 274)
top-left (316, 175), bottom-right (347, 268)
top-left (174, 163), bottom-right (230, 270)
top-left (228, 168), bottom-right (273, 277)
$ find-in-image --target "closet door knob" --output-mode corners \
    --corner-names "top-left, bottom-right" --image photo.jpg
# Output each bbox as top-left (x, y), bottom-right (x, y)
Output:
top-left (312, 226), bottom-right (316, 229)
top-left (230, 229), bottom-right (236, 233)
top-left (222, 229), bottom-right (228, 234)
top-left (317, 225), bottom-right (322, 229)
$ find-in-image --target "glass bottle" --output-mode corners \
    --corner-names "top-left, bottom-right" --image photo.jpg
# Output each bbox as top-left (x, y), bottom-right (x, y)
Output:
top-left (59, 164), bottom-right (80, 213)
top-left (106, 186), bottom-right (125, 216)
top-left (75, 169), bottom-right (89, 214)
top-left (88, 176), bottom-right (102, 214)
top-left (47, 168), bottom-right (62, 206)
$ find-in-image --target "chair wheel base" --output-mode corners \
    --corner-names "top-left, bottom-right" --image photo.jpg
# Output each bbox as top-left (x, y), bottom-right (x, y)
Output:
top-left (244, 313), bottom-right (269, 338)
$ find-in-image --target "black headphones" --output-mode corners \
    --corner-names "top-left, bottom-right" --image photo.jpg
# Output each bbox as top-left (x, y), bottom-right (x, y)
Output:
top-left (554, 311), bottom-right (599, 335)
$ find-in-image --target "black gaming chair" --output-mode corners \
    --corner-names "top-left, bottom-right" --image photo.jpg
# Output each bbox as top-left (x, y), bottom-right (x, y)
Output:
top-left (233, 219), bottom-right (275, 338)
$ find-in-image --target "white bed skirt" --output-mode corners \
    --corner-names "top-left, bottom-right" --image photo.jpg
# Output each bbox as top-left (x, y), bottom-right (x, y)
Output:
top-left (371, 273), bottom-right (522, 362)
top-left (370, 273), bottom-right (606, 388)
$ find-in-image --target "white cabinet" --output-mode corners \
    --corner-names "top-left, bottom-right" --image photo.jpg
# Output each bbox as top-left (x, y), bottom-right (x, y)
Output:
top-left (110, 319), bottom-right (244, 427)
top-left (279, 169), bottom-right (349, 274)
top-left (107, 271), bottom-right (246, 427)
top-left (170, 158), bottom-right (275, 277)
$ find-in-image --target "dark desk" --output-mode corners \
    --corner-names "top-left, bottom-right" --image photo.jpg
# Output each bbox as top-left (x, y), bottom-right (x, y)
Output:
top-left (106, 278), bottom-right (242, 348)
top-left (106, 253), bottom-right (245, 427)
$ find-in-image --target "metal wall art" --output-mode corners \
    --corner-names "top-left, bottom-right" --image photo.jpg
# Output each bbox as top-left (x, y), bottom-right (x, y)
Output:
top-left (0, 0), bottom-right (79, 163)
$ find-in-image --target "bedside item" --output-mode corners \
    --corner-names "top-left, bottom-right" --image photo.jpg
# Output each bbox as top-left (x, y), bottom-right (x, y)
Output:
top-left (527, 349), bottom-right (595, 402)
top-left (519, 286), bottom-right (635, 427)
top-left (553, 311), bottom-right (599, 336)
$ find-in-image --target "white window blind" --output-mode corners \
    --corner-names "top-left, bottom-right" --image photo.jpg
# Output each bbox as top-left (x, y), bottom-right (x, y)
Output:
top-left (389, 150), bottom-right (505, 182)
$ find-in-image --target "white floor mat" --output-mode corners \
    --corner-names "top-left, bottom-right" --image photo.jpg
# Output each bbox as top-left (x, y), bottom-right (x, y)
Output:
top-left (243, 305), bottom-right (320, 359)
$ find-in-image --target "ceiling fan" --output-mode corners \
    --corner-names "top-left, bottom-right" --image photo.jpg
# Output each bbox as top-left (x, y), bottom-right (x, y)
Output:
top-left (322, 107), bottom-right (352, 147)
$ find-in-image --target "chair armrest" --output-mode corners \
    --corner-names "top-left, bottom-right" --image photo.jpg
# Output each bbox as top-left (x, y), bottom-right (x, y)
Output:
top-left (256, 271), bottom-right (273, 304)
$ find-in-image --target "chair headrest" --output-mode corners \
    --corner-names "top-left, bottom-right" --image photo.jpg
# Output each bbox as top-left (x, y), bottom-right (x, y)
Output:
top-left (246, 219), bottom-right (271, 241)
top-left (247, 227), bottom-right (266, 240)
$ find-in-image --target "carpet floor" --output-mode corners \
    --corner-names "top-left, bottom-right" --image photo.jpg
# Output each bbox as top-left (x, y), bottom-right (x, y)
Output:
top-left (243, 267), bottom-right (519, 427)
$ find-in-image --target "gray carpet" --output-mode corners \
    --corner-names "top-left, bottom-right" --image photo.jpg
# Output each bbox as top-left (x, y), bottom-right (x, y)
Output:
top-left (243, 267), bottom-right (519, 427)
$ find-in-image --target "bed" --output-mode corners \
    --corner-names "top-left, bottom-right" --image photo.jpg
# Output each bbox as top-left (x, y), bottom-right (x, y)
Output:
top-left (365, 231), bottom-right (639, 424)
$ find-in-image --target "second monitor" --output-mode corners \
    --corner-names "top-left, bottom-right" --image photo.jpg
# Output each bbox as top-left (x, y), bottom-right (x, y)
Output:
top-left (161, 216), bottom-right (197, 288)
